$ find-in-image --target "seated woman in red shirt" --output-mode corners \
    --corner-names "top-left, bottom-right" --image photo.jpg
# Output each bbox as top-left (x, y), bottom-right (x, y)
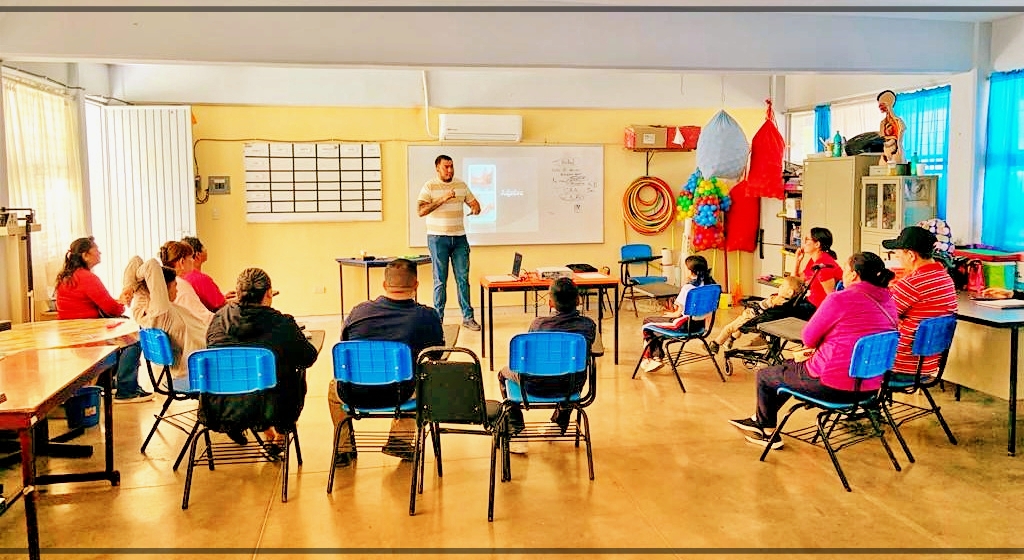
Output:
top-left (793, 227), bottom-right (843, 309)
top-left (54, 237), bottom-right (152, 403)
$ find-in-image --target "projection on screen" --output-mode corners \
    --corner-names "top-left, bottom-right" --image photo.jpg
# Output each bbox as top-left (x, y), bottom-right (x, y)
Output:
top-left (407, 145), bottom-right (604, 247)
top-left (463, 158), bottom-right (540, 235)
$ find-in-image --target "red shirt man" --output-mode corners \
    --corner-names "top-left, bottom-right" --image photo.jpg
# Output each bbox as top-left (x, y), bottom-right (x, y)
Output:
top-left (883, 226), bottom-right (958, 376)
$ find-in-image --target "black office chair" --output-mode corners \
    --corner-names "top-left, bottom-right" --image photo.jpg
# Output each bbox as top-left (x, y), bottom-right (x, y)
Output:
top-left (409, 346), bottom-right (506, 521)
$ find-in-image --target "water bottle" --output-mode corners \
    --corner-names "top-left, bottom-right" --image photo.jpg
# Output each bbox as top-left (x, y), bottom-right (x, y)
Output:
top-left (832, 131), bottom-right (843, 157)
top-left (909, 152), bottom-right (919, 176)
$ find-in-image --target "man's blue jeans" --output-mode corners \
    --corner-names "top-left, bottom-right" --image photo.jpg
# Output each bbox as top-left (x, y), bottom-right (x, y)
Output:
top-left (115, 342), bottom-right (144, 396)
top-left (427, 234), bottom-right (474, 321)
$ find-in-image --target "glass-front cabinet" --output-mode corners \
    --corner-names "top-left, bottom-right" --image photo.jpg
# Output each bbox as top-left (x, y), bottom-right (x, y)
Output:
top-left (860, 175), bottom-right (938, 257)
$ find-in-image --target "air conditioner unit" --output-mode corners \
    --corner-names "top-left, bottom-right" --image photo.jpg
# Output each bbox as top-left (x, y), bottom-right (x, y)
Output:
top-left (438, 114), bottom-right (523, 142)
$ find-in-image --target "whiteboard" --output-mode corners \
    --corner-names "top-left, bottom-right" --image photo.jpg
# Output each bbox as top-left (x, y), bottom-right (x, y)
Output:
top-left (244, 142), bottom-right (382, 223)
top-left (407, 145), bottom-right (604, 247)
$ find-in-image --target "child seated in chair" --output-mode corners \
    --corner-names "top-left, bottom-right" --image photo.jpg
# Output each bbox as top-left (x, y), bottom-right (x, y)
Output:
top-left (639, 255), bottom-right (717, 373)
top-left (708, 275), bottom-right (804, 355)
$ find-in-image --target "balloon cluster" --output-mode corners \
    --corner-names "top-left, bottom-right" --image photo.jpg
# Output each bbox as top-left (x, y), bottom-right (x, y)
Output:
top-left (676, 170), bottom-right (733, 251)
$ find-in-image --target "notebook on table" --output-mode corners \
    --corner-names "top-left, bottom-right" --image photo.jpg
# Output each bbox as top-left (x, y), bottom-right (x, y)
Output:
top-left (485, 252), bottom-right (523, 283)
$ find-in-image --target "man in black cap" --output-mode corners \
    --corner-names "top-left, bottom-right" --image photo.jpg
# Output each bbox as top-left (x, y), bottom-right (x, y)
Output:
top-left (882, 226), bottom-right (957, 379)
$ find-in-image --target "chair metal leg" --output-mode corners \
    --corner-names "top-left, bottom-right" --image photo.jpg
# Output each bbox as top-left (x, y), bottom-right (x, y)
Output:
top-left (140, 395), bottom-right (175, 454)
top-left (281, 432), bottom-right (291, 503)
top-left (182, 426), bottom-right (204, 510)
top-left (815, 410), bottom-right (853, 492)
top-left (579, 409), bottom-right (595, 480)
top-left (700, 339), bottom-right (727, 383)
top-left (327, 419), bottom-right (348, 494)
top-left (922, 387), bottom-right (958, 445)
top-left (173, 420), bottom-right (201, 471)
top-left (488, 430), bottom-right (499, 522)
top-left (759, 404), bottom-right (800, 463)
top-left (574, 409), bottom-right (582, 447)
top-left (409, 424), bottom-right (423, 515)
top-left (631, 339), bottom-right (655, 380)
top-left (292, 429), bottom-right (303, 466)
top-left (203, 430), bottom-right (215, 470)
top-left (430, 422), bottom-right (443, 478)
top-left (866, 409), bottom-right (902, 473)
top-left (664, 341), bottom-right (687, 393)
top-left (879, 400), bottom-right (915, 463)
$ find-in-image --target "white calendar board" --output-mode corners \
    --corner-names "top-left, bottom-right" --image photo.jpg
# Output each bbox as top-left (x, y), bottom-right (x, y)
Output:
top-left (243, 142), bottom-right (382, 223)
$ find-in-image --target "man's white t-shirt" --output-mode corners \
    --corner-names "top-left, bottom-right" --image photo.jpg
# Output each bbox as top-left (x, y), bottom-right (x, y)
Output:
top-left (417, 177), bottom-right (477, 236)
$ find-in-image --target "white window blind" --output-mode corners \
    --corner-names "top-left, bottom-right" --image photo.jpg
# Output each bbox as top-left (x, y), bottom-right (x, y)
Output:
top-left (787, 110), bottom-right (815, 164)
top-left (86, 105), bottom-right (195, 291)
top-left (829, 99), bottom-right (879, 143)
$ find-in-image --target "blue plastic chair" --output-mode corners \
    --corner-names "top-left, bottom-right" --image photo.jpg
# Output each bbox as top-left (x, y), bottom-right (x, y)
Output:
top-left (761, 330), bottom-right (902, 492)
top-left (881, 314), bottom-right (958, 461)
top-left (182, 346), bottom-right (301, 509)
top-left (501, 331), bottom-right (596, 480)
top-left (327, 340), bottom-right (417, 494)
top-left (617, 244), bottom-right (668, 316)
top-left (633, 284), bottom-right (725, 392)
top-left (138, 328), bottom-right (199, 470)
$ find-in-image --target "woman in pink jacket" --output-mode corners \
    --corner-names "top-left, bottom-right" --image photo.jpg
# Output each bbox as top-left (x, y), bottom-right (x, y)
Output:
top-left (729, 252), bottom-right (898, 449)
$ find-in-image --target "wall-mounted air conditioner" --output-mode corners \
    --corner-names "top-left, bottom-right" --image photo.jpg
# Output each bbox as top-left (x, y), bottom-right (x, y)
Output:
top-left (438, 114), bottom-right (523, 142)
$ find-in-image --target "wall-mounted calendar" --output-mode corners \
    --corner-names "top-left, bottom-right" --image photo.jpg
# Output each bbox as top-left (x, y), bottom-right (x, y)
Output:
top-left (243, 142), bottom-right (382, 223)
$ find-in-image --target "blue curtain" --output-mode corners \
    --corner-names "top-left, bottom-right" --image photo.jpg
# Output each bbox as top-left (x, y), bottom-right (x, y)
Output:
top-left (813, 104), bottom-right (830, 152)
top-left (981, 70), bottom-right (1024, 251)
top-left (896, 85), bottom-right (951, 219)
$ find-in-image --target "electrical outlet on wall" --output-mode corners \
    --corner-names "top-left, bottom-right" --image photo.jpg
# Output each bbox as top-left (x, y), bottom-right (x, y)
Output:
top-left (208, 176), bottom-right (231, 195)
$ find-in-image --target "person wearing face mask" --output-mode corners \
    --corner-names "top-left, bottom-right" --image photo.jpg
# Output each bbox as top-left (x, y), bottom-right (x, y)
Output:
top-left (729, 252), bottom-right (898, 450)
top-left (882, 226), bottom-right (958, 380)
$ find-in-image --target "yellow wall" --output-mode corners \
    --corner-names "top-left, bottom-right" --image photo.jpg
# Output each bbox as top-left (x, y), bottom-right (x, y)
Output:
top-left (191, 105), bottom-right (764, 317)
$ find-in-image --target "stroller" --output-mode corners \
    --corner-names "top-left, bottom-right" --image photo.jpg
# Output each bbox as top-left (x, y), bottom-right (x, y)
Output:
top-left (721, 266), bottom-right (825, 375)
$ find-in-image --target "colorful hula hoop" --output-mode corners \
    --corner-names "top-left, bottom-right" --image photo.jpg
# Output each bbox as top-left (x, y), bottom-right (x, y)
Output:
top-left (622, 176), bottom-right (675, 234)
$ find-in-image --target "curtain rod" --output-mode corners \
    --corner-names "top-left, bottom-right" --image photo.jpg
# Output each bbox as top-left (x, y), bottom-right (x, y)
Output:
top-left (784, 81), bottom-right (951, 115)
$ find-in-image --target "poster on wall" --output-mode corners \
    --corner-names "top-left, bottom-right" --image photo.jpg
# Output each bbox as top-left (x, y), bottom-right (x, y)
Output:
top-left (243, 142), bottom-right (382, 223)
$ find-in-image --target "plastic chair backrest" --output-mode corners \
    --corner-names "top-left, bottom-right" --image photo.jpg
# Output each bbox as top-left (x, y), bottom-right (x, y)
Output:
top-left (332, 340), bottom-right (414, 385)
top-left (139, 328), bottom-right (174, 367)
top-left (187, 347), bottom-right (277, 395)
top-left (683, 284), bottom-right (722, 317)
top-left (509, 331), bottom-right (588, 377)
top-left (621, 244), bottom-right (654, 261)
top-left (848, 331), bottom-right (899, 380)
top-left (416, 346), bottom-right (487, 425)
top-left (911, 315), bottom-right (957, 358)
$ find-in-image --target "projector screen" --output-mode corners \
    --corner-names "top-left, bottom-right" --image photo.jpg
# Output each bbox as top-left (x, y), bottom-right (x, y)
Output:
top-left (407, 145), bottom-right (604, 247)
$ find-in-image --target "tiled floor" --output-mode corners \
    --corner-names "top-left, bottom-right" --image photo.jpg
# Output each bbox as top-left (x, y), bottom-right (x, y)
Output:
top-left (2, 303), bottom-right (1024, 556)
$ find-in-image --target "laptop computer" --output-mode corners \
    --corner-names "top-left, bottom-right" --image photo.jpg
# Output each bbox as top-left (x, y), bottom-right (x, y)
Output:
top-left (485, 252), bottom-right (523, 283)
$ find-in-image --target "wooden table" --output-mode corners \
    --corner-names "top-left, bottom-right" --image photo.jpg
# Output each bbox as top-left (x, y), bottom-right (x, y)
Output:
top-left (335, 255), bottom-right (432, 318)
top-left (479, 273), bottom-right (619, 370)
top-left (0, 346), bottom-right (122, 560)
top-left (306, 329), bottom-right (325, 354)
top-left (0, 319), bottom-right (140, 461)
top-left (947, 294), bottom-right (1024, 456)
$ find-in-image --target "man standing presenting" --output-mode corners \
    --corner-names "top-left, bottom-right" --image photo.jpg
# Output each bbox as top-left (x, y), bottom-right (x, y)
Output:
top-left (417, 154), bottom-right (482, 331)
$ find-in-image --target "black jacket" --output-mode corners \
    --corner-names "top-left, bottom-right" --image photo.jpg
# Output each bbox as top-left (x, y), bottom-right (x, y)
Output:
top-left (201, 302), bottom-right (318, 432)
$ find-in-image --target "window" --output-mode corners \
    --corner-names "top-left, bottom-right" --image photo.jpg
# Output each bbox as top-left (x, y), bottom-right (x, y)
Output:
top-left (896, 85), bottom-right (951, 219)
top-left (787, 110), bottom-right (815, 164)
top-left (830, 99), bottom-right (879, 142)
top-left (981, 70), bottom-right (1024, 251)
top-left (2, 73), bottom-right (86, 304)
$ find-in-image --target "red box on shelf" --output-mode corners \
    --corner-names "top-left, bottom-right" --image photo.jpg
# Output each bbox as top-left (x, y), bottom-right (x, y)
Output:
top-left (665, 126), bottom-right (701, 150)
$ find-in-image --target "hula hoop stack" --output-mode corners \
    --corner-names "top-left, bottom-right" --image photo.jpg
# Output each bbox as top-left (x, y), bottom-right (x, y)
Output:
top-left (622, 176), bottom-right (675, 235)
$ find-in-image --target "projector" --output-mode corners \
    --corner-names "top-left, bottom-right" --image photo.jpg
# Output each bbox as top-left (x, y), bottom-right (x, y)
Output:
top-left (535, 266), bottom-right (574, 280)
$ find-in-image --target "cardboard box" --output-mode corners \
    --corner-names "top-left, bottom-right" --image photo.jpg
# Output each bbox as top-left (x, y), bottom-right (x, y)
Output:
top-left (624, 125), bottom-right (667, 149)
top-left (666, 125), bottom-right (701, 150)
